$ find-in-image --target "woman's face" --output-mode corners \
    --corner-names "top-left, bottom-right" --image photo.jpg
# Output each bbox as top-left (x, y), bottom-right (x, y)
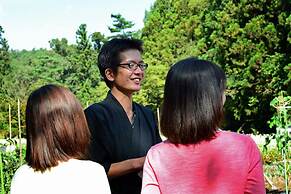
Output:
top-left (108, 49), bottom-right (145, 94)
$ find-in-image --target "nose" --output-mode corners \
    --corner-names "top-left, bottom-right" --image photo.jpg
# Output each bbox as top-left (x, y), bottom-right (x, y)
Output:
top-left (133, 65), bottom-right (144, 73)
top-left (131, 66), bottom-right (144, 78)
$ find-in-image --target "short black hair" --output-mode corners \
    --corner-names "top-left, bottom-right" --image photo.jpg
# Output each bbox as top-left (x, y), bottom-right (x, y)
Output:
top-left (161, 57), bottom-right (226, 144)
top-left (97, 38), bottom-right (143, 88)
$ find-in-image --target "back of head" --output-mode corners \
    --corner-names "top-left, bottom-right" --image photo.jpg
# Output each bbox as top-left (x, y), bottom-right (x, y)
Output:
top-left (161, 57), bottom-right (226, 144)
top-left (25, 84), bottom-right (90, 172)
top-left (98, 38), bottom-right (143, 87)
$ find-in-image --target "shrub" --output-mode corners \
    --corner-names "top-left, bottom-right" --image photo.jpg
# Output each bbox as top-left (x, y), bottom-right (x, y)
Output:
top-left (0, 141), bottom-right (25, 194)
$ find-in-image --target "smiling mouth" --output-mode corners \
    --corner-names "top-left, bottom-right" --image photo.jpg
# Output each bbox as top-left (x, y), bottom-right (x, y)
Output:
top-left (132, 78), bottom-right (141, 82)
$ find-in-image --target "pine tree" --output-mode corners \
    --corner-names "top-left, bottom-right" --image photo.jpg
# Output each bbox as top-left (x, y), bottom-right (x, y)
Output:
top-left (108, 14), bottom-right (135, 39)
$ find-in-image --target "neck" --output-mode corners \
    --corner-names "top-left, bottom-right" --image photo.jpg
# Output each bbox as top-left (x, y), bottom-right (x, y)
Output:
top-left (111, 87), bottom-right (134, 120)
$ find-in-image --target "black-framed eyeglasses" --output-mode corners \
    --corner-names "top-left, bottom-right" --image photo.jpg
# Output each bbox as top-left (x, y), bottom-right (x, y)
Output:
top-left (118, 62), bottom-right (148, 71)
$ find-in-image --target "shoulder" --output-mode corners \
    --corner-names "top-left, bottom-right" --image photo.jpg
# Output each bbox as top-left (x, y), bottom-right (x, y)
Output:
top-left (69, 160), bottom-right (109, 184)
top-left (146, 141), bottom-right (170, 155)
top-left (217, 130), bottom-right (258, 149)
top-left (59, 160), bottom-right (110, 194)
top-left (218, 130), bottom-right (251, 140)
top-left (84, 102), bottom-right (113, 123)
top-left (11, 164), bottom-right (34, 187)
top-left (69, 159), bottom-right (105, 170)
top-left (85, 102), bottom-right (107, 114)
top-left (12, 164), bottom-right (33, 177)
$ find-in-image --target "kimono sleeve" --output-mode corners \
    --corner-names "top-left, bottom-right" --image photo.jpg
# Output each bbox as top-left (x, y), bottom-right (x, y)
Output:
top-left (84, 105), bottom-right (112, 173)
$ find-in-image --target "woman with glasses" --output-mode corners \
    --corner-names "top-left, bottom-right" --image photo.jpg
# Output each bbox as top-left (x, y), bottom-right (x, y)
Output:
top-left (141, 57), bottom-right (265, 194)
top-left (85, 38), bottom-right (162, 194)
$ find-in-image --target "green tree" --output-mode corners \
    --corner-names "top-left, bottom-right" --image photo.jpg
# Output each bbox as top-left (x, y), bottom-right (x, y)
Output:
top-left (0, 25), bottom-right (11, 89)
top-left (91, 32), bottom-right (107, 51)
top-left (61, 24), bottom-right (100, 105)
top-left (108, 13), bottom-right (135, 39)
top-left (76, 24), bottom-right (92, 50)
top-left (140, 0), bottom-right (291, 133)
top-left (49, 38), bottom-right (72, 57)
top-left (0, 25), bottom-right (11, 137)
top-left (0, 49), bottom-right (69, 137)
top-left (0, 26), bottom-right (9, 52)
top-left (136, 0), bottom-right (193, 108)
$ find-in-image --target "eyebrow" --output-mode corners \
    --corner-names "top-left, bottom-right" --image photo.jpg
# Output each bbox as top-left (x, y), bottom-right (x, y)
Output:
top-left (123, 60), bottom-right (144, 64)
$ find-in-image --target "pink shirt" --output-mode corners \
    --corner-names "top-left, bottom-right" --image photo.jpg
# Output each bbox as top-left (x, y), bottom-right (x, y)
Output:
top-left (141, 131), bottom-right (265, 194)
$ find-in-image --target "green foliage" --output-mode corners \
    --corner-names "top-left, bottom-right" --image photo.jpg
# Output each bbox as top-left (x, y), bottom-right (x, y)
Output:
top-left (141, 0), bottom-right (290, 133)
top-left (0, 25), bottom-right (11, 109)
top-left (0, 25), bottom-right (10, 78)
top-left (266, 93), bottom-right (290, 193)
top-left (91, 32), bottom-right (107, 51)
top-left (262, 147), bottom-right (283, 164)
top-left (76, 24), bottom-right (92, 50)
top-left (134, 63), bottom-right (168, 108)
top-left (267, 92), bottom-right (290, 156)
top-left (0, 48), bottom-right (71, 138)
top-left (0, 102), bottom-right (23, 139)
top-left (60, 24), bottom-right (101, 106)
top-left (8, 49), bottom-right (68, 97)
top-left (49, 38), bottom-right (73, 57)
top-left (269, 94), bottom-right (291, 129)
top-left (108, 14), bottom-right (135, 39)
top-left (0, 141), bottom-right (25, 193)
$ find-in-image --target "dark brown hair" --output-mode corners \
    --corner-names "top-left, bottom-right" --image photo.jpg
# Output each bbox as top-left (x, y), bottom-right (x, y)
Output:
top-left (161, 57), bottom-right (226, 144)
top-left (25, 84), bottom-right (90, 172)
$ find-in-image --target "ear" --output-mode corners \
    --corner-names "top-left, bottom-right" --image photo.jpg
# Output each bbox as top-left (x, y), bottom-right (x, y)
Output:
top-left (222, 93), bottom-right (226, 105)
top-left (105, 68), bottom-right (115, 82)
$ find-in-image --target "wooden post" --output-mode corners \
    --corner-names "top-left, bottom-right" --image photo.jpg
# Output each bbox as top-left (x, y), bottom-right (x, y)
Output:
top-left (156, 107), bottom-right (161, 132)
top-left (9, 103), bottom-right (12, 139)
top-left (0, 150), bottom-right (5, 194)
top-left (18, 99), bottom-right (22, 164)
top-left (157, 107), bottom-right (166, 140)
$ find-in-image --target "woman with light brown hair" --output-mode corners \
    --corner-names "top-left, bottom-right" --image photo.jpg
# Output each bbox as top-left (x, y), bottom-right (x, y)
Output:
top-left (10, 84), bottom-right (111, 194)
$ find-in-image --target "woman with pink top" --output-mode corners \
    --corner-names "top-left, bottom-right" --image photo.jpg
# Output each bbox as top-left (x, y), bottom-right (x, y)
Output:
top-left (141, 57), bottom-right (265, 194)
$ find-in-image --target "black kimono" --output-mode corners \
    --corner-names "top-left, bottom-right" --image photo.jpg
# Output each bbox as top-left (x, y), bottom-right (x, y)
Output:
top-left (85, 92), bottom-right (162, 194)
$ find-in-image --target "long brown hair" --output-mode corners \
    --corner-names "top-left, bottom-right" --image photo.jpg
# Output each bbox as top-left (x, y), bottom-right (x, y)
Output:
top-left (25, 84), bottom-right (90, 172)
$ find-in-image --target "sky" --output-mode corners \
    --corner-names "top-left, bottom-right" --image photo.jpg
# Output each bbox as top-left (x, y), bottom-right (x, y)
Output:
top-left (0, 0), bottom-right (156, 50)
